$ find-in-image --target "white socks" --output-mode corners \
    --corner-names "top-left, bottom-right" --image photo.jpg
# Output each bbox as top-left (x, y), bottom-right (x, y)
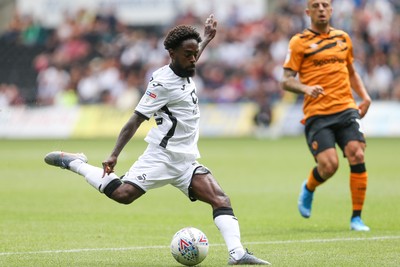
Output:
top-left (214, 214), bottom-right (245, 260)
top-left (69, 159), bottom-right (119, 193)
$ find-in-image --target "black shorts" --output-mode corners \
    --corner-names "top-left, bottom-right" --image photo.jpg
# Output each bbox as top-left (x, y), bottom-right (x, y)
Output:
top-left (304, 109), bottom-right (366, 156)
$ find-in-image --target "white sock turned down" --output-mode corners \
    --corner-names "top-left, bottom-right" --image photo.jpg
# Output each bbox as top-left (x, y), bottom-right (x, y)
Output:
top-left (214, 214), bottom-right (246, 260)
top-left (69, 159), bottom-right (119, 193)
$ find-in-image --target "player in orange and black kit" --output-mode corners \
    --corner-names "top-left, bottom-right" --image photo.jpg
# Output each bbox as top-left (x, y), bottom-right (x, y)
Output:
top-left (281, 0), bottom-right (372, 231)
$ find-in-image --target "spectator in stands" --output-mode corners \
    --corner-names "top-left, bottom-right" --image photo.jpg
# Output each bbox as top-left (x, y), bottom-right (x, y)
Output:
top-left (97, 56), bottom-right (125, 102)
top-left (21, 15), bottom-right (46, 46)
top-left (36, 62), bottom-right (70, 106)
top-left (391, 78), bottom-right (400, 101)
top-left (76, 59), bottom-right (102, 104)
top-left (0, 84), bottom-right (25, 106)
top-left (0, 11), bottom-right (23, 44)
top-left (115, 69), bottom-right (142, 111)
top-left (1, 1), bottom-right (399, 108)
top-left (366, 51), bottom-right (394, 100)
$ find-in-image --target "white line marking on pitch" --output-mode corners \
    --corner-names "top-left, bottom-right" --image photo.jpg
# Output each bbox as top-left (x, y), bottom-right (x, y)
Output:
top-left (1, 236), bottom-right (399, 256)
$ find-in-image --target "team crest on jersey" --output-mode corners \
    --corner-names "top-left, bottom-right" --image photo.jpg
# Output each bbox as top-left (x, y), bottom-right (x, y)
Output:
top-left (337, 40), bottom-right (345, 48)
top-left (136, 173), bottom-right (147, 181)
top-left (312, 141), bottom-right (318, 151)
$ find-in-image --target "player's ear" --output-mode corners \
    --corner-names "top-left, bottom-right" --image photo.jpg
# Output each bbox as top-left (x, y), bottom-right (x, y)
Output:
top-left (168, 48), bottom-right (175, 58)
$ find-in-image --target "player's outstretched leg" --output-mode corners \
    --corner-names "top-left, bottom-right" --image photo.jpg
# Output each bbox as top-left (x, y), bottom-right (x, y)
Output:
top-left (44, 151), bottom-right (120, 194)
top-left (298, 180), bottom-right (314, 218)
top-left (228, 249), bottom-right (271, 265)
top-left (44, 151), bottom-right (87, 169)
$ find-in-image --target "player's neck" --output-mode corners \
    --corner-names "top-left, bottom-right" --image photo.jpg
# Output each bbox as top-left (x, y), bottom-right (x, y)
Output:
top-left (311, 24), bottom-right (330, 34)
top-left (169, 63), bottom-right (194, 78)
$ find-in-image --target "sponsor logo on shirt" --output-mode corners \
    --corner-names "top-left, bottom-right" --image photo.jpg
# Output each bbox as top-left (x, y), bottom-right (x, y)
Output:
top-left (313, 56), bottom-right (345, 67)
top-left (146, 90), bottom-right (157, 99)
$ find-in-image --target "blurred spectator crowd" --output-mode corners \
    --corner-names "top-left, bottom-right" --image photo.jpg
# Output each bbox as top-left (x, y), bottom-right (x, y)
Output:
top-left (0, 0), bottom-right (400, 127)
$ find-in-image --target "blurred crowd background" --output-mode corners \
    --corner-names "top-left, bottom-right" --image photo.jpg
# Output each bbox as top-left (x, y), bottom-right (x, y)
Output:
top-left (0, 0), bottom-right (399, 127)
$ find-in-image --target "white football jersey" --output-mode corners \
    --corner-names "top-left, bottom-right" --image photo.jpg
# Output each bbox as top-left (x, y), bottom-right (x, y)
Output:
top-left (135, 65), bottom-right (201, 158)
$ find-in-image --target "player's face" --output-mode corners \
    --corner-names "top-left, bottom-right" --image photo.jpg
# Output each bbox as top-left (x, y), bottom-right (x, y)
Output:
top-left (170, 39), bottom-right (199, 77)
top-left (306, 0), bottom-right (332, 26)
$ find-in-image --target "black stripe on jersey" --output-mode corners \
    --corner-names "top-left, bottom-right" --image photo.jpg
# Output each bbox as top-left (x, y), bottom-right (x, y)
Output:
top-left (300, 29), bottom-right (319, 41)
top-left (327, 34), bottom-right (345, 40)
top-left (304, 42), bottom-right (337, 58)
top-left (159, 106), bottom-right (177, 148)
top-left (300, 28), bottom-right (345, 42)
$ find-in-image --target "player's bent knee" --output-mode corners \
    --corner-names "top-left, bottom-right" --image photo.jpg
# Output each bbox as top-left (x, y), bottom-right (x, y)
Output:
top-left (317, 162), bottom-right (337, 178)
top-left (109, 183), bottom-right (144, 205)
top-left (345, 141), bottom-right (366, 163)
top-left (104, 179), bottom-right (122, 198)
top-left (322, 165), bottom-right (338, 178)
top-left (318, 159), bottom-right (338, 178)
top-left (353, 151), bottom-right (364, 162)
top-left (190, 174), bottom-right (231, 208)
top-left (347, 148), bottom-right (365, 163)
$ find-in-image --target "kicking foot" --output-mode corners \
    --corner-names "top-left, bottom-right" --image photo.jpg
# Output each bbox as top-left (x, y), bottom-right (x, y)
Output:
top-left (44, 151), bottom-right (87, 170)
top-left (298, 180), bottom-right (314, 218)
top-left (228, 249), bottom-right (270, 265)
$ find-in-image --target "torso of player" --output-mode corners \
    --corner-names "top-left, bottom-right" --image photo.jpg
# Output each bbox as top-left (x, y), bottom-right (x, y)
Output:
top-left (284, 28), bottom-right (358, 120)
top-left (135, 65), bottom-right (200, 157)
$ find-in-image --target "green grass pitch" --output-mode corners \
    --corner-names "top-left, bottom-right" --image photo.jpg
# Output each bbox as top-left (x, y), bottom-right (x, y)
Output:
top-left (1, 137), bottom-right (399, 266)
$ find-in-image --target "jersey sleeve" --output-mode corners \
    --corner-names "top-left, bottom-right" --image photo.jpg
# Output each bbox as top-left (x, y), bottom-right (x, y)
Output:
top-left (135, 81), bottom-right (169, 119)
top-left (283, 35), bottom-right (304, 72)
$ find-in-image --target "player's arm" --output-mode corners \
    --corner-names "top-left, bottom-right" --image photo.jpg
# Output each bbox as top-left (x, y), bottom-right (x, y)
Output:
top-left (281, 68), bottom-right (325, 98)
top-left (347, 63), bottom-right (371, 118)
top-left (196, 14), bottom-right (217, 61)
top-left (102, 113), bottom-right (146, 176)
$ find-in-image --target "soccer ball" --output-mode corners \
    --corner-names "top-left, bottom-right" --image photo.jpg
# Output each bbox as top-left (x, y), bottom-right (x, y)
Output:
top-left (170, 227), bottom-right (209, 266)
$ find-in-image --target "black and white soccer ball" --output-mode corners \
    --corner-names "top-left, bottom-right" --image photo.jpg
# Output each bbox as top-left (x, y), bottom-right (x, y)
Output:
top-left (170, 227), bottom-right (209, 266)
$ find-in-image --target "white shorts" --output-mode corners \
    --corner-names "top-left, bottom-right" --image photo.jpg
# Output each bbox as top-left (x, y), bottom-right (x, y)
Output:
top-left (121, 144), bottom-right (210, 199)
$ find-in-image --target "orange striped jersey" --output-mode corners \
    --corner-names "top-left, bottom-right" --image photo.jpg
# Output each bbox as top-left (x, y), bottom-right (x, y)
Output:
top-left (283, 28), bottom-right (358, 122)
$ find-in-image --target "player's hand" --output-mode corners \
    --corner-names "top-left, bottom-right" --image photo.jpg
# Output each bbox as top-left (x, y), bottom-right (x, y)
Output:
top-left (306, 85), bottom-right (325, 98)
top-left (358, 98), bottom-right (371, 118)
top-left (102, 156), bottom-right (117, 178)
top-left (203, 14), bottom-right (217, 41)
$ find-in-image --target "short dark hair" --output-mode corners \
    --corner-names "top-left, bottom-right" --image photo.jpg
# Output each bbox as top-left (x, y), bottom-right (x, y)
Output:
top-left (164, 25), bottom-right (202, 50)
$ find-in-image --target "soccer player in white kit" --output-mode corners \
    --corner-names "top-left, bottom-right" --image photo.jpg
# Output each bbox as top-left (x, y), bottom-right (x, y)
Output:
top-left (45, 15), bottom-right (270, 265)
